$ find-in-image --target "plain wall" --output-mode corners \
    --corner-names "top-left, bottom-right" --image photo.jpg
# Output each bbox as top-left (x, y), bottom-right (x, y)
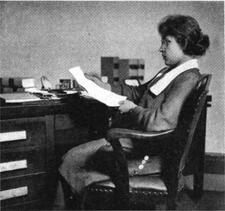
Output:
top-left (0, 1), bottom-right (224, 153)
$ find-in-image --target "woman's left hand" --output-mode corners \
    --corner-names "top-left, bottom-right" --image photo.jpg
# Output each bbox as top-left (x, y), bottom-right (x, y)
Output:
top-left (118, 100), bottom-right (137, 113)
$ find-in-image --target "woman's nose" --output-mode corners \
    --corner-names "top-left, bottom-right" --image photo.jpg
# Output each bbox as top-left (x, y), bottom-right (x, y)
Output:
top-left (159, 44), bottom-right (164, 52)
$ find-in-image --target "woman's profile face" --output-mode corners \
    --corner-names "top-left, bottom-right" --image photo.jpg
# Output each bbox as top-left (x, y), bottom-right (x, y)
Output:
top-left (159, 35), bottom-right (186, 67)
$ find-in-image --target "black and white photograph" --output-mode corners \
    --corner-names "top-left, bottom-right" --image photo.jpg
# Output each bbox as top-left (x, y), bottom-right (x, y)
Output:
top-left (0, 1), bottom-right (224, 210)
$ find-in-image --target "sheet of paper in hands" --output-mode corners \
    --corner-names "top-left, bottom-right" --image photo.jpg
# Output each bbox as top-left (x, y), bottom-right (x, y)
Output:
top-left (69, 66), bottom-right (127, 107)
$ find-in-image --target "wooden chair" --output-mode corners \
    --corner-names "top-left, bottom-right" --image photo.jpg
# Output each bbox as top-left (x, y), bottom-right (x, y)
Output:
top-left (62, 74), bottom-right (211, 210)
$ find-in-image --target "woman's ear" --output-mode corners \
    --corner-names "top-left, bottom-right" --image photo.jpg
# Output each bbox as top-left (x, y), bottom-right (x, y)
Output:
top-left (177, 35), bottom-right (188, 53)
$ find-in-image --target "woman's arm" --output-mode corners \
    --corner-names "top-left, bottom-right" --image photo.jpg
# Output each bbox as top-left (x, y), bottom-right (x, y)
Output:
top-left (128, 71), bottom-right (200, 131)
top-left (111, 67), bottom-right (167, 103)
top-left (111, 81), bottom-right (149, 104)
top-left (85, 73), bottom-right (150, 104)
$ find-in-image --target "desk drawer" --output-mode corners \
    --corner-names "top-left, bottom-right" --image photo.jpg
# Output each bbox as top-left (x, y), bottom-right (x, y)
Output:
top-left (0, 146), bottom-right (46, 179)
top-left (0, 117), bottom-right (46, 150)
top-left (1, 199), bottom-right (43, 211)
top-left (0, 173), bottom-right (46, 208)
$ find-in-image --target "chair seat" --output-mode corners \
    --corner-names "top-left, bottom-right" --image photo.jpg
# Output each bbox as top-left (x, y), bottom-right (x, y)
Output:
top-left (93, 174), bottom-right (167, 191)
top-left (84, 175), bottom-right (167, 210)
top-left (87, 155), bottom-right (166, 196)
top-left (88, 155), bottom-right (164, 191)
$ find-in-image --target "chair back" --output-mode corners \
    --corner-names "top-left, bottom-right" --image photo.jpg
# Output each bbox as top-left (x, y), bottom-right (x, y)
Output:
top-left (176, 74), bottom-right (211, 176)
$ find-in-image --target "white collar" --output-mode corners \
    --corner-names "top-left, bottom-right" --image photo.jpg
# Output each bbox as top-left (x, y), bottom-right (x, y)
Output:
top-left (150, 59), bottom-right (199, 95)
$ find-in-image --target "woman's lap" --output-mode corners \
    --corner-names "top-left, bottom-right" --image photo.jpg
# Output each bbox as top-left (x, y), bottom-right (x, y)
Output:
top-left (59, 138), bottom-right (134, 193)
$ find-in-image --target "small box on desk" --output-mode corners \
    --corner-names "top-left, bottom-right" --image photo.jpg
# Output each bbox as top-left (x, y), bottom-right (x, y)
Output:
top-left (59, 79), bottom-right (71, 90)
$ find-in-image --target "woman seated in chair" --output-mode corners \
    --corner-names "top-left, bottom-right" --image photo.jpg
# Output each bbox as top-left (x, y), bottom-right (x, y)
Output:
top-left (59, 14), bottom-right (210, 206)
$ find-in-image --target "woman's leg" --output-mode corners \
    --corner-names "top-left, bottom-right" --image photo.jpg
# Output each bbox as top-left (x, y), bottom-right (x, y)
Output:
top-left (59, 138), bottom-right (110, 193)
top-left (59, 138), bottom-right (134, 192)
top-left (58, 138), bottom-right (111, 209)
top-left (58, 137), bottom-right (134, 209)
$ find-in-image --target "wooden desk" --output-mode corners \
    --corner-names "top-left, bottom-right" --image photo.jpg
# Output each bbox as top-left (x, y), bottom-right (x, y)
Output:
top-left (0, 95), bottom-right (109, 210)
top-left (0, 94), bottom-right (212, 209)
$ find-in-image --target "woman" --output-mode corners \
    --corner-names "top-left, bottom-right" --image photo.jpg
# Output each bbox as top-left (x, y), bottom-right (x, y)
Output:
top-left (59, 14), bottom-right (210, 206)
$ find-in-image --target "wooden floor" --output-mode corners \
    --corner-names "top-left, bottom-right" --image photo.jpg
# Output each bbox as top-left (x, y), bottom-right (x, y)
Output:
top-left (53, 183), bottom-right (225, 210)
top-left (180, 190), bottom-right (225, 210)
top-left (157, 190), bottom-right (225, 210)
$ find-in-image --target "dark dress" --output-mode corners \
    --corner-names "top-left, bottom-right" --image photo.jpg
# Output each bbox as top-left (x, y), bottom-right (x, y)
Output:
top-left (59, 67), bottom-right (201, 194)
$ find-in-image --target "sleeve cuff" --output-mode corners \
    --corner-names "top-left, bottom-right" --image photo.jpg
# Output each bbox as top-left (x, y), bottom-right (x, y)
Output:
top-left (129, 106), bottom-right (143, 118)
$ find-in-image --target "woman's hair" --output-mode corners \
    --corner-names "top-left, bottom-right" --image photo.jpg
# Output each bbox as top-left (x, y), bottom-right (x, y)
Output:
top-left (158, 15), bottom-right (210, 56)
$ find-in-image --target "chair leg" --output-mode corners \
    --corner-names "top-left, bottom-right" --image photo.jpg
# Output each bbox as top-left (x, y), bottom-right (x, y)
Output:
top-left (166, 198), bottom-right (177, 210)
top-left (193, 170), bottom-right (204, 200)
top-left (193, 144), bottom-right (204, 200)
top-left (60, 175), bottom-right (81, 210)
top-left (115, 192), bottom-right (129, 210)
top-left (193, 104), bottom-right (206, 201)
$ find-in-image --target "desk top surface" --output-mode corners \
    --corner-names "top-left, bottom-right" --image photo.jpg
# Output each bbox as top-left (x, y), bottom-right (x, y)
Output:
top-left (0, 94), bottom-right (108, 120)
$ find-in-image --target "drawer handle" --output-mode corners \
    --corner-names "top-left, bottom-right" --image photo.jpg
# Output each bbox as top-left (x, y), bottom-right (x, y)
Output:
top-left (0, 131), bottom-right (26, 143)
top-left (0, 186), bottom-right (28, 200)
top-left (0, 160), bottom-right (27, 172)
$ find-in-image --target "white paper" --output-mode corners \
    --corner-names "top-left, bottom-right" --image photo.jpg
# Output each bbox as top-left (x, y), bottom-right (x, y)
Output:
top-left (25, 87), bottom-right (59, 99)
top-left (22, 78), bottom-right (35, 88)
top-left (0, 93), bottom-right (41, 103)
top-left (64, 90), bottom-right (78, 95)
top-left (25, 87), bottom-right (49, 95)
top-left (69, 66), bottom-right (127, 107)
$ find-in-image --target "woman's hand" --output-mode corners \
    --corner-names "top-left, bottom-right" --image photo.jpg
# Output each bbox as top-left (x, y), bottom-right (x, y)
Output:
top-left (85, 73), bottom-right (111, 91)
top-left (118, 100), bottom-right (137, 113)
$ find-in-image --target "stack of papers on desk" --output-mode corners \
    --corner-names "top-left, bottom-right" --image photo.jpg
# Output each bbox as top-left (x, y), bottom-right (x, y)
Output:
top-left (69, 66), bottom-right (127, 107)
top-left (0, 93), bottom-right (42, 103)
top-left (25, 87), bottom-right (59, 99)
top-left (22, 78), bottom-right (59, 100)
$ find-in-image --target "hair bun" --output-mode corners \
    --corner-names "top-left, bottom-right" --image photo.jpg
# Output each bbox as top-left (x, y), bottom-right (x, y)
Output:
top-left (197, 34), bottom-right (210, 49)
top-left (193, 34), bottom-right (210, 56)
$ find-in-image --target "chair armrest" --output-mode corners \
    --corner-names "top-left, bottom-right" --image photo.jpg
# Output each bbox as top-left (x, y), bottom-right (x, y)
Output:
top-left (105, 128), bottom-right (174, 174)
top-left (107, 128), bottom-right (174, 140)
